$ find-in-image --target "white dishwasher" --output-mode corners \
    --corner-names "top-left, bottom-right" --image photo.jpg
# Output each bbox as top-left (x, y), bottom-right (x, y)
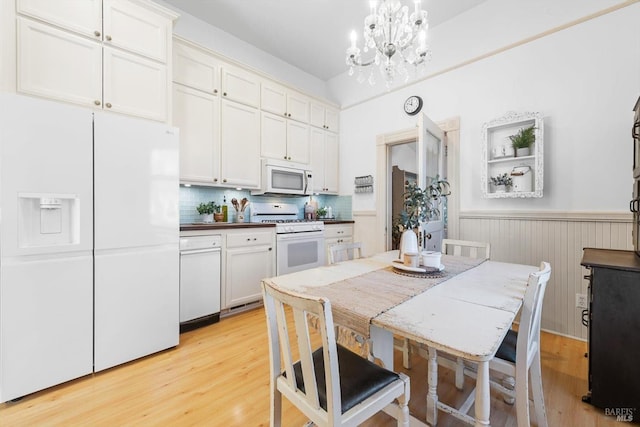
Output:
top-left (179, 235), bottom-right (222, 332)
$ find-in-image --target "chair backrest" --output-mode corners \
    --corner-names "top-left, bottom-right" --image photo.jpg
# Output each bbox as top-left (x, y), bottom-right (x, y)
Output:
top-left (262, 281), bottom-right (342, 424)
top-left (441, 239), bottom-right (491, 260)
top-left (328, 242), bottom-right (363, 264)
top-left (516, 262), bottom-right (551, 368)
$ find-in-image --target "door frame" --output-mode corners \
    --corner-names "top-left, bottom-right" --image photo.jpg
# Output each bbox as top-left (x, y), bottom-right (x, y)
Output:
top-left (374, 117), bottom-right (460, 253)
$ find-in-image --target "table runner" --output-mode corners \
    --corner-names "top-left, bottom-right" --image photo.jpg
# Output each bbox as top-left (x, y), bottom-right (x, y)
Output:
top-left (301, 255), bottom-right (485, 337)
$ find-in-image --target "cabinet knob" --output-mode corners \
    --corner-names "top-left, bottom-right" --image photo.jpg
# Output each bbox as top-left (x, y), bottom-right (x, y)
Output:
top-left (223, 92), bottom-right (227, 96)
top-left (253, 238), bottom-right (257, 241)
top-left (284, 156), bottom-right (287, 160)
top-left (94, 100), bottom-right (101, 106)
top-left (213, 178), bottom-right (218, 182)
top-left (284, 112), bottom-right (287, 117)
top-left (94, 30), bottom-right (101, 37)
top-left (246, 238), bottom-right (251, 241)
top-left (269, 247), bottom-right (272, 251)
top-left (105, 102), bottom-right (112, 108)
top-left (213, 89), bottom-right (218, 94)
top-left (105, 35), bottom-right (112, 41)
top-left (223, 179), bottom-right (227, 183)
top-left (287, 156), bottom-right (291, 160)
top-left (288, 113), bottom-right (291, 117)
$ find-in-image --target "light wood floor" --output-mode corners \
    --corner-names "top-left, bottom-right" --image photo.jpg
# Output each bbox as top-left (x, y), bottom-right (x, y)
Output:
top-left (0, 307), bottom-right (620, 426)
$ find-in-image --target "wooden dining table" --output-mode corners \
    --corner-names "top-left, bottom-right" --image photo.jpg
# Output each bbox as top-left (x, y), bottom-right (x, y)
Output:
top-left (263, 250), bottom-right (538, 427)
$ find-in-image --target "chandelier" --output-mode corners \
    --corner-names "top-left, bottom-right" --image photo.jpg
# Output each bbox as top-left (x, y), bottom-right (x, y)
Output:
top-left (346, 0), bottom-right (431, 87)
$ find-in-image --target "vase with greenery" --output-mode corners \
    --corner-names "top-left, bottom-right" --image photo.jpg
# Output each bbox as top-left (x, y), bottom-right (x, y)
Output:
top-left (490, 173), bottom-right (512, 193)
top-left (393, 177), bottom-right (450, 256)
top-left (196, 201), bottom-right (220, 223)
top-left (316, 206), bottom-right (327, 218)
top-left (509, 125), bottom-right (536, 157)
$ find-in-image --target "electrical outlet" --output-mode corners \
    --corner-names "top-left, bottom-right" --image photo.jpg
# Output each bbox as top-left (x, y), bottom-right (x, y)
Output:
top-left (576, 293), bottom-right (588, 309)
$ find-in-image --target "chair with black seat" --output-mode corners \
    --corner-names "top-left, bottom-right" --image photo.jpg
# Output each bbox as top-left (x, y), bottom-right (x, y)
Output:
top-left (463, 262), bottom-right (551, 427)
top-left (262, 280), bottom-right (410, 427)
top-left (328, 242), bottom-right (364, 264)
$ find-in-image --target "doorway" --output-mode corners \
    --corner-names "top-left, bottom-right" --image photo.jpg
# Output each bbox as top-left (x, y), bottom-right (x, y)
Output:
top-left (374, 116), bottom-right (460, 254)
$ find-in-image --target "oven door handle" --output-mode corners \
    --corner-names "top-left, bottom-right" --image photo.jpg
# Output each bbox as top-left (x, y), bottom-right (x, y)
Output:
top-left (277, 231), bottom-right (324, 241)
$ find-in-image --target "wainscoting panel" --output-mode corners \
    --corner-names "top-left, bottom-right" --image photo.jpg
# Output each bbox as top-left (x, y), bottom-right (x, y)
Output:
top-left (459, 211), bottom-right (633, 340)
top-left (353, 210), bottom-right (378, 258)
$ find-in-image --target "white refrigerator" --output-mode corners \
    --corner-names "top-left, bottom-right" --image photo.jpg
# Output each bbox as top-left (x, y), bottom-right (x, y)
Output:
top-left (0, 94), bottom-right (179, 402)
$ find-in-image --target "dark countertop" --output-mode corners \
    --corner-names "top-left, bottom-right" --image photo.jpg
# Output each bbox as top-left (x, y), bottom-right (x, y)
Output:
top-left (180, 219), bottom-right (354, 231)
top-left (322, 220), bottom-right (355, 224)
top-left (180, 222), bottom-right (276, 231)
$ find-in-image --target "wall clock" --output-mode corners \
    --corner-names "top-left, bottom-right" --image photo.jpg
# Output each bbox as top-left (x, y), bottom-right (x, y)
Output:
top-left (404, 95), bottom-right (423, 116)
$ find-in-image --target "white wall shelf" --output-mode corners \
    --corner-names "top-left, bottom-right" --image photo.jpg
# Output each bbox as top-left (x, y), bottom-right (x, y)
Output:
top-left (481, 111), bottom-right (544, 198)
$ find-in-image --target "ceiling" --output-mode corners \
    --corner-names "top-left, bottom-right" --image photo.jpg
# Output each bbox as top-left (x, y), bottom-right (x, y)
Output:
top-left (163, 0), bottom-right (487, 82)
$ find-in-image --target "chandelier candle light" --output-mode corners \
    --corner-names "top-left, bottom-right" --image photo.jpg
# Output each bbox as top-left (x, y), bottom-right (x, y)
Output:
top-left (346, 0), bottom-right (431, 87)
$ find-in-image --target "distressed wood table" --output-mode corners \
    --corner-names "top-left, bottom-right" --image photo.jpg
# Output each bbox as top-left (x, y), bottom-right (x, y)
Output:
top-left (264, 251), bottom-right (537, 426)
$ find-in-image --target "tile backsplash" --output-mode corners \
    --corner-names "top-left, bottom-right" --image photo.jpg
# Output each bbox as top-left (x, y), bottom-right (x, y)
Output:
top-left (180, 185), bottom-right (352, 224)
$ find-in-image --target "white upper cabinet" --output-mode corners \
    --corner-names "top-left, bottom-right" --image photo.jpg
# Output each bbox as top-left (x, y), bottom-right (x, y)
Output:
top-left (220, 99), bottom-right (260, 188)
top-left (173, 40), bottom-right (219, 94)
top-left (14, 0), bottom-right (177, 122)
top-left (17, 0), bottom-right (102, 38)
top-left (172, 83), bottom-right (220, 184)
top-left (310, 101), bottom-right (339, 133)
top-left (17, 18), bottom-right (102, 107)
top-left (221, 64), bottom-right (260, 108)
top-left (311, 127), bottom-right (339, 194)
top-left (261, 80), bottom-right (309, 123)
top-left (103, 46), bottom-right (167, 121)
top-left (103, 0), bottom-right (171, 63)
top-left (261, 112), bottom-right (310, 164)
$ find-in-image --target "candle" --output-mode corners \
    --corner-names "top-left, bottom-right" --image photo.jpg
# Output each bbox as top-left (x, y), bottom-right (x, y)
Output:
top-left (350, 30), bottom-right (357, 49)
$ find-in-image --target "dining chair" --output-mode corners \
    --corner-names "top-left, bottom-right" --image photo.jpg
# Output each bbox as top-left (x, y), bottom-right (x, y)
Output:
top-left (441, 238), bottom-right (491, 259)
top-left (261, 281), bottom-right (410, 427)
top-left (395, 239), bottom-right (491, 381)
top-left (328, 242), bottom-right (363, 264)
top-left (462, 262), bottom-right (552, 427)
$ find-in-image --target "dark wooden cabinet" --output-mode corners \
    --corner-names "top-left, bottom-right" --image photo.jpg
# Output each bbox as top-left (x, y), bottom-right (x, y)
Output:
top-left (581, 248), bottom-right (640, 410)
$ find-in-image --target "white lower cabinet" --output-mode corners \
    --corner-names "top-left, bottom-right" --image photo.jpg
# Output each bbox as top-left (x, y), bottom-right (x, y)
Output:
top-left (223, 229), bottom-right (275, 308)
top-left (324, 223), bottom-right (354, 264)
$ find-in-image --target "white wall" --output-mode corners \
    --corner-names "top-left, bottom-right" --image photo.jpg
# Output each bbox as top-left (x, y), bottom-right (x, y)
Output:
top-left (338, 3), bottom-right (640, 214)
top-left (156, 0), bottom-right (330, 100)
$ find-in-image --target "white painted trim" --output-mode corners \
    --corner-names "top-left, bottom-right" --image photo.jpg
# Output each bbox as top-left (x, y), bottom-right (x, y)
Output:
top-left (353, 210), bottom-right (377, 217)
top-left (460, 210), bottom-right (632, 223)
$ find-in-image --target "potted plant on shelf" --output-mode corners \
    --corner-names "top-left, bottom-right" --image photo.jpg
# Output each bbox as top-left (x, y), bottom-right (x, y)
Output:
top-left (316, 206), bottom-right (327, 219)
top-left (196, 201), bottom-right (220, 223)
top-left (393, 177), bottom-right (450, 258)
top-left (490, 173), bottom-right (513, 193)
top-left (509, 125), bottom-right (536, 157)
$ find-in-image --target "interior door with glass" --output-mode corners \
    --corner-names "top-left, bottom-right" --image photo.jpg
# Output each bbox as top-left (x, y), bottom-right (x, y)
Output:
top-left (418, 112), bottom-right (446, 251)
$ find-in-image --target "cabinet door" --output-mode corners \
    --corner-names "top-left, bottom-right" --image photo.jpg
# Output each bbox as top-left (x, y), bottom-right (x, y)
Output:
top-left (287, 90), bottom-right (309, 123)
top-left (17, 17), bottom-right (102, 108)
top-left (17, 0), bottom-right (102, 38)
top-left (104, 46), bottom-right (168, 122)
top-left (173, 84), bottom-right (220, 183)
top-left (261, 81), bottom-right (287, 116)
top-left (287, 120), bottom-right (310, 164)
top-left (225, 245), bottom-right (274, 307)
top-left (103, 0), bottom-right (171, 62)
top-left (220, 100), bottom-right (260, 188)
top-left (221, 64), bottom-right (260, 108)
top-left (173, 40), bottom-right (219, 94)
top-left (325, 106), bottom-right (339, 132)
top-left (261, 111), bottom-right (288, 161)
top-left (324, 132), bottom-right (339, 194)
top-left (309, 102), bottom-right (325, 129)
top-left (310, 127), bottom-right (326, 193)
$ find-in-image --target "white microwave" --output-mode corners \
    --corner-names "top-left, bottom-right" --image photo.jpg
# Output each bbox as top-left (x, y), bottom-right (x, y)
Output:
top-left (251, 159), bottom-right (312, 196)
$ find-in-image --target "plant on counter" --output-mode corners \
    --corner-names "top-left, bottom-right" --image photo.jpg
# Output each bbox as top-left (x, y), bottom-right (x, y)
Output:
top-left (490, 173), bottom-right (513, 187)
top-left (196, 201), bottom-right (220, 215)
top-left (316, 206), bottom-right (327, 218)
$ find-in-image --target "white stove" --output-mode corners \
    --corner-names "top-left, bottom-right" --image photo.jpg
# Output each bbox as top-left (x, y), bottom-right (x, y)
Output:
top-left (251, 202), bottom-right (325, 274)
top-left (251, 203), bottom-right (324, 234)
